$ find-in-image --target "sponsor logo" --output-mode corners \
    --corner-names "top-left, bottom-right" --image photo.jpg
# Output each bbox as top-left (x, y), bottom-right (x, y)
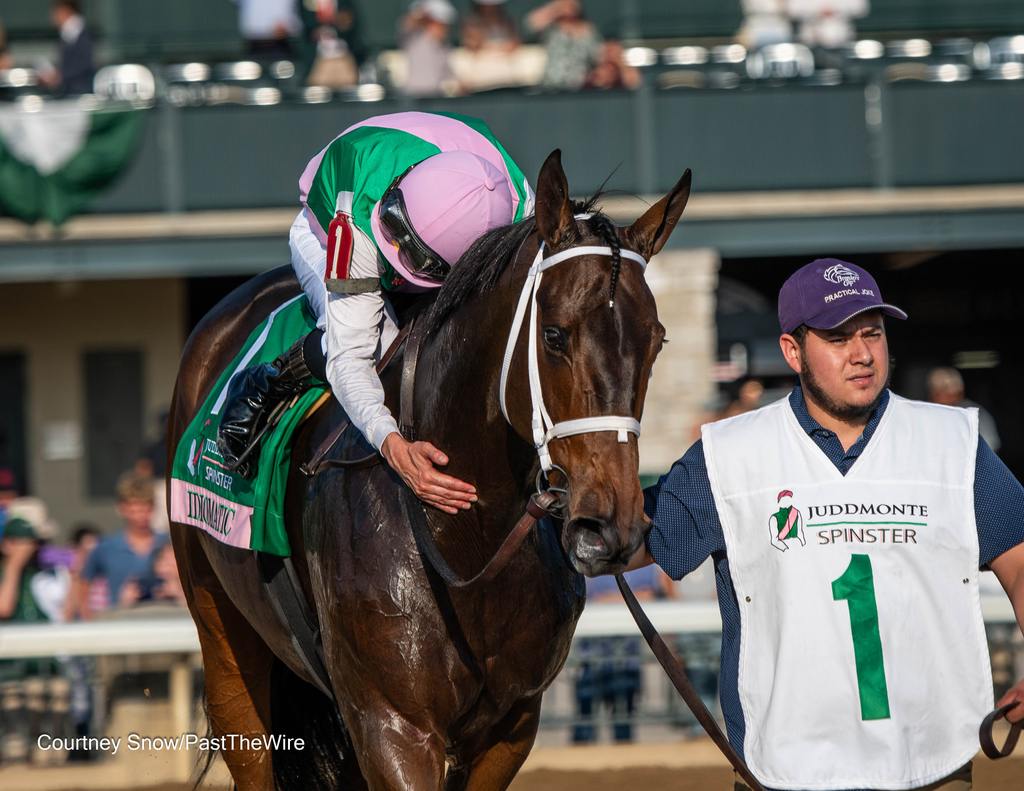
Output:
top-left (769, 489), bottom-right (806, 552)
top-left (823, 263), bottom-right (860, 287)
top-left (808, 501), bottom-right (926, 546)
top-left (807, 502), bottom-right (928, 519)
top-left (186, 439), bottom-right (198, 477)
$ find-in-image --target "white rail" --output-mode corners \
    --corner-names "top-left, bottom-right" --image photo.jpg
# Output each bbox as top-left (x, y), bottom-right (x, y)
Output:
top-left (0, 597), bottom-right (1016, 659)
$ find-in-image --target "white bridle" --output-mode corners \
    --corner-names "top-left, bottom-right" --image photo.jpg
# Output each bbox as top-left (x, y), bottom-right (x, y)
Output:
top-left (498, 226), bottom-right (649, 473)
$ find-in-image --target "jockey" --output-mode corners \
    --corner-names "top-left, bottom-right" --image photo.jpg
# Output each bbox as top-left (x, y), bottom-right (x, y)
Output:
top-left (217, 112), bottom-right (533, 514)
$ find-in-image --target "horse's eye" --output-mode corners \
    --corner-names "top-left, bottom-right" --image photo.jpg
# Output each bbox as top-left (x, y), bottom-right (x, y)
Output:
top-left (543, 326), bottom-right (568, 352)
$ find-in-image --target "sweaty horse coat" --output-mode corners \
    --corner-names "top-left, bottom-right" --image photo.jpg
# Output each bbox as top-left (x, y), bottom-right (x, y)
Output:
top-left (169, 151), bottom-right (692, 790)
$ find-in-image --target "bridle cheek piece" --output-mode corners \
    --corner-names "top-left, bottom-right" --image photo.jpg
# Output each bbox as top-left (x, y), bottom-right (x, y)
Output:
top-left (498, 219), bottom-right (648, 500)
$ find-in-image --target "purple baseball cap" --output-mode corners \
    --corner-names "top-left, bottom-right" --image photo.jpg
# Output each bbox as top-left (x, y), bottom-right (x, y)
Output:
top-left (778, 258), bottom-right (908, 334)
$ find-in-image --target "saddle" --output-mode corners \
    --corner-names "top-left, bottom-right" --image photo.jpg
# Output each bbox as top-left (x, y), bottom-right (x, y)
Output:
top-left (298, 321), bottom-right (412, 477)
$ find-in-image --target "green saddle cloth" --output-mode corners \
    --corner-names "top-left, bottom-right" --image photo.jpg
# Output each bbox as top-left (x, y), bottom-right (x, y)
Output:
top-left (169, 295), bottom-right (327, 556)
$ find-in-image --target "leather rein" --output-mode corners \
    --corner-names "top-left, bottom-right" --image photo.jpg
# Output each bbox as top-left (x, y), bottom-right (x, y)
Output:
top-left (980, 702), bottom-right (1023, 759)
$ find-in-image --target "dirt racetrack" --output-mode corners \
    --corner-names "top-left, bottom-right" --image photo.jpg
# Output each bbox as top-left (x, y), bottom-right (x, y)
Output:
top-left (511, 762), bottom-right (1024, 790)
top-left (13, 741), bottom-right (1021, 791)
top-left (42, 762), bottom-right (1024, 791)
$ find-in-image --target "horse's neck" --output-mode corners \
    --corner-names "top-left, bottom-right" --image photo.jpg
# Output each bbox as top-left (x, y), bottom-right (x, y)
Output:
top-left (414, 273), bottom-right (538, 557)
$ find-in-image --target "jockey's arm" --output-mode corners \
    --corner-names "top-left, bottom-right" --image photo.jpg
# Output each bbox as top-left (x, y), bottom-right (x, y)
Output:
top-left (323, 280), bottom-right (400, 453)
top-left (315, 220), bottom-right (477, 514)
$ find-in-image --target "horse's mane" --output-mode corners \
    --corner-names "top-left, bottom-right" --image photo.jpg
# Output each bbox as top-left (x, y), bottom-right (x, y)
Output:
top-left (421, 193), bottom-right (617, 339)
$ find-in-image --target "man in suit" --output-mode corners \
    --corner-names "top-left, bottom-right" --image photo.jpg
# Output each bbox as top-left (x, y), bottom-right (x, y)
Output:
top-left (41, 0), bottom-right (95, 96)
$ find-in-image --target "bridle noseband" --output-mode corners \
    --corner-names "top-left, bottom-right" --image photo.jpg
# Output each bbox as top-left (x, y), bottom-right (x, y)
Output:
top-left (498, 222), bottom-right (649, 475)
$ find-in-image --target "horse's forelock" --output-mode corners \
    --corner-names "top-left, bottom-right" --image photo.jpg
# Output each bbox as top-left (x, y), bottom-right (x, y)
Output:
top-left (420, 215), bottom-right (536, 339)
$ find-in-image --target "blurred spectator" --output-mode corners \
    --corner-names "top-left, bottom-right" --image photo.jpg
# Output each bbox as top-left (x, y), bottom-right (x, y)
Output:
top-left (234, 0), bottom-right (302, 61)
top-left (300, 0), bottom-right (366, 88)
top-left (147, 543), bottom-right (187, 607)
top-left (456, 0), bottom-right (530, 92)
top-left (573, 566), bottom-right (673, 743)
top-left (58, 524), bottom-right (102, 756)
top-left (527, 0), bottom-right (602, 91)
top-left (927, 367), bottom-right (1001, 453)
top-left (400, 0), bottom-right (457, 97)
top-left (118, 543), bottom-right (186, 608)
top-left (0, 514), bottom-right (65, 752)
top-left (717, 377), bottom-right (765, 419)
top-left (462, 0), bottom-right (519, 54)
top-left (584, 41), bottom-right (640, 90)
top-left (5, 498), bottom-right (66, 619)
top-left (76, 472), bottom-right (167, 618)
top-left (0, 518), bottom-right (50, 624)
top-left (737, 0), bottom-right (793, 50)
top-left (63, 524), bottom-right (105, 621)
top-left (0, 21), bottom-right (13, 71)
top-left (37, 0), bottom-right (95, 96)
top-left (0, 513), bottom-right (73, 765)
top-left (786, 0), bottom-right (868, 50)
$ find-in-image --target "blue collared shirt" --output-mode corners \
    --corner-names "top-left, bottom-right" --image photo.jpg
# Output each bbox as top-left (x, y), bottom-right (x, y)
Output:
top-left (81, 531), bottom-right (168, 607)
top-left (644, 386), bottom-right (1024, 788)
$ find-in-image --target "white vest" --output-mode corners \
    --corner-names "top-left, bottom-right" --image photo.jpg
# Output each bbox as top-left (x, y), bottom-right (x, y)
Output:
top-left (702, 394), bottom-right (991, 790)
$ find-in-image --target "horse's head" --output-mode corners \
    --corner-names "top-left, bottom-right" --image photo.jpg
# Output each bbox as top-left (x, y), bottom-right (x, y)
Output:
top-left (502, 150), bottom-right (692, 576)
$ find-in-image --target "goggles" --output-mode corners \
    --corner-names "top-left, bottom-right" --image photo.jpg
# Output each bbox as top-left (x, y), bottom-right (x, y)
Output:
top-left (377, 166), bottom-right (451, 282)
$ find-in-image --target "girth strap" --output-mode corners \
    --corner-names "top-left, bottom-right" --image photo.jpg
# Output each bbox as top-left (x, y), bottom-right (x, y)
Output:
top-left (616, 574), bottom-right (766, 791)
top-left (257, 551), bottom-right (336, 701)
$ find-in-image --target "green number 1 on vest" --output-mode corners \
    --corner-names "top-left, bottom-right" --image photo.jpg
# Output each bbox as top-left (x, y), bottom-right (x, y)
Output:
top-left (831, 554), bottom-right (891, 720)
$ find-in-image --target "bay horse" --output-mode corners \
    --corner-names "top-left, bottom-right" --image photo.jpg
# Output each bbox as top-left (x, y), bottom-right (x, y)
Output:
top-left (168, 150), bottom-right (691, 790)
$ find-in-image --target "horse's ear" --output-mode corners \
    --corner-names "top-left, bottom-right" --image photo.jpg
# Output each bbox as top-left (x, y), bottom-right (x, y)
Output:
top-left (624, 168), bottom-right (692, 261)
top-left (534, 149), bottom-right (578, 250)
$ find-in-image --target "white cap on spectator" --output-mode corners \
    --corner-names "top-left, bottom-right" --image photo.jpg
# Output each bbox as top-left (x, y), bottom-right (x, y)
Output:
top-left (416, 0), bottom-right (457, 24)
top-left (7, 497), bottom-right (58, 540)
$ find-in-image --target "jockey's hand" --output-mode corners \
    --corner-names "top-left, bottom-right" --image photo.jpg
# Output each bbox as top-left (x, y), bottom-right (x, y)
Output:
top-left (996, 678), bottom-right (1024, 724)
top-left (381, 433), bottom-right (477, 515)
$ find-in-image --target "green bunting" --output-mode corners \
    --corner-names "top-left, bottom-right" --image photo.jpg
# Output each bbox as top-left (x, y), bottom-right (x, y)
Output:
top-left (0, 102), bottom-right (144, 225)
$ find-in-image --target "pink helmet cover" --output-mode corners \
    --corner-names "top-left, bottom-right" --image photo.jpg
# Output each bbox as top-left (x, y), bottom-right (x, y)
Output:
top-left (371, 151), bottom-right (515, 290)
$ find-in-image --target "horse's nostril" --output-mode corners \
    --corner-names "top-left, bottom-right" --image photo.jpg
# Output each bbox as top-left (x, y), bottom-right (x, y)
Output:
top-left (570, 517), bottom-right (604, 532)
top-left (568, 517), bottom-right (615, 561)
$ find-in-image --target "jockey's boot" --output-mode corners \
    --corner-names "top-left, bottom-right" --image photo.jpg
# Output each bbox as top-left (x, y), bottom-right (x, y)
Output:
top-left (217, 330), bottom-right (326, 477)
